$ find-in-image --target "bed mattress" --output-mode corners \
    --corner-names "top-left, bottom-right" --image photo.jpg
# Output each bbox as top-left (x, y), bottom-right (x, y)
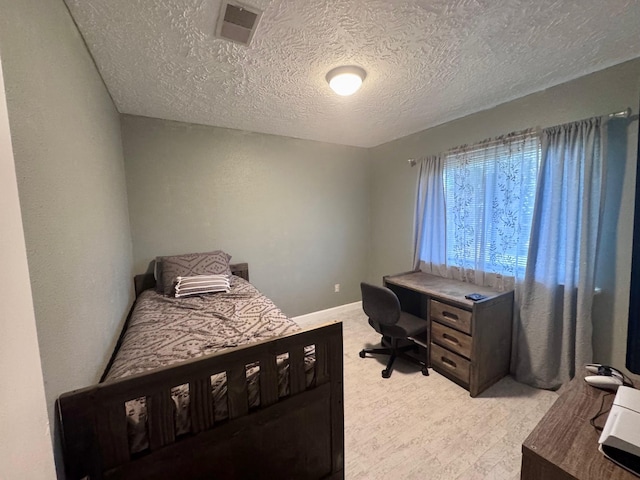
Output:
top-left (104, 275), bottom-right (315, 453)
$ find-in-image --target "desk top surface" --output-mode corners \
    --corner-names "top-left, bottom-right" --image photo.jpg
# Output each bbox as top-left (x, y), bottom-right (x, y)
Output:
top-left (384, 271), bottom-right (511, 308)
top-left (522, 377), bottom-right (637, 479)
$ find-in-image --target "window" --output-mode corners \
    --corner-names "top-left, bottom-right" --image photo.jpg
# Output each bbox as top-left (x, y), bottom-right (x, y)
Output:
top-left (416, 130), bottom-right (540, 284)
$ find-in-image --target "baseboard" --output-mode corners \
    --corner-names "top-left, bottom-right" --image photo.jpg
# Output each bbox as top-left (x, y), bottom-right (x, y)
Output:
top-left (292, 301), bottom-right (362, 327)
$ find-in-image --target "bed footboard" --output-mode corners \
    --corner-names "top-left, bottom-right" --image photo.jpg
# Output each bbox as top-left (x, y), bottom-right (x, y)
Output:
top-left (58, 322), bottom-right (344, 480)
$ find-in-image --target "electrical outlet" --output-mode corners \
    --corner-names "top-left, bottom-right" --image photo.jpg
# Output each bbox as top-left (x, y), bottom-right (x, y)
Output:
top-left (334, 283), bottom-right (340, 293)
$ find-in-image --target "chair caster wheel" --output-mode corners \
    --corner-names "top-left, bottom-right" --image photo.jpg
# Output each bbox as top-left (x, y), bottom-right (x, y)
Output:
top-left (421, 367), bottom-right (429, 376)
top-left (381, 369), bottom-right (391, 379)
top-left (359, 350), bottom-right (366, 358)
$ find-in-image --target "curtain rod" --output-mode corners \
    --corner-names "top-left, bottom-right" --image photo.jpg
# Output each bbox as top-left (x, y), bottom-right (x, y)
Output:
top-left (609, 107), bottom-right (632, 118)
top-left (407, 107), bottom-right (634, 167)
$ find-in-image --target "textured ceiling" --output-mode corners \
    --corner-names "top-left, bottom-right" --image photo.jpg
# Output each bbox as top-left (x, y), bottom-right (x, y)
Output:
top-left (66, 0), bottom-right (640, 148)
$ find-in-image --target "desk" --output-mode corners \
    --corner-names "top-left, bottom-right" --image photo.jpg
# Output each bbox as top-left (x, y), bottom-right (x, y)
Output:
top-left (384, 271), bottom-right (513, 397)
top-left (521, 377), bottom-right (637, 479)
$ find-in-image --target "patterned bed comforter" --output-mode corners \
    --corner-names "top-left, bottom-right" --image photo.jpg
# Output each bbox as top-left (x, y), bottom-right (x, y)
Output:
top-left (104, 275), bottom-right (314, 453)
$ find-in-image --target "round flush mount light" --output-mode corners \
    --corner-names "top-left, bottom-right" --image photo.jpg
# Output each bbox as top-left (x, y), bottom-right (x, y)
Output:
top-left (326, 66), bottom-right (367, 96)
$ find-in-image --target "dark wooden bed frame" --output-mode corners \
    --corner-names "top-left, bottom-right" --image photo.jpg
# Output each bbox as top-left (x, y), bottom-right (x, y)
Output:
top-left (57, 264), bottom-right (344, 479)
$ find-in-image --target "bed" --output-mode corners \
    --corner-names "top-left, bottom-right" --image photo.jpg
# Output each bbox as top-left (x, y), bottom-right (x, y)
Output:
top-left (57, 253), bottom-right (344, 480)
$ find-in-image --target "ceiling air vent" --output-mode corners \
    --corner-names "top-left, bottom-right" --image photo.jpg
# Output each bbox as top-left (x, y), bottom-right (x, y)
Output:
top-left (216, 1), bottom-right (263, 46)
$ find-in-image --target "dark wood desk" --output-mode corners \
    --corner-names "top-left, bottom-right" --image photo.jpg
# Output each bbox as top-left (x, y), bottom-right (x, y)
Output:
top-left (521, 377), bottom-right (637, 479)
top-left (384, 271), bottom-right (513, 397)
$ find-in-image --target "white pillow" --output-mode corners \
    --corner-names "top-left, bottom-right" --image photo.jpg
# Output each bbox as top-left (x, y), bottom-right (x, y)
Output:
top-left (174, 274), bottom-right (230, 298)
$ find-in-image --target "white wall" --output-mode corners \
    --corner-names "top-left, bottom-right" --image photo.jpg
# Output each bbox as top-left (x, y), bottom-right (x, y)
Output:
top-left (0, 51), bottom-right (56, 480)
top-left (368, 58), bottom-right (640, 380)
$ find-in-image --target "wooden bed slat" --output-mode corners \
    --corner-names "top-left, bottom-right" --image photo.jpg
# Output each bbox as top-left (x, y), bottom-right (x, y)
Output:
top-left (289, 345), bottom-right (306, 395)
top-left (57, 390), bottom-right (101, 479)
top-left (147, 389), bottom-right (176, 450)
top-left (227, 365), bottom-right (249, 419)
top-left (190, 377), bottom-right (215, 433)
top-left (315, 340), bottom-right (329, 385)
top-left (259, 354), bottom-right (278, 407)
top-left (329, 332), bottom-right (345, 474)
top-left (96, 400), bottom-right (130, 469)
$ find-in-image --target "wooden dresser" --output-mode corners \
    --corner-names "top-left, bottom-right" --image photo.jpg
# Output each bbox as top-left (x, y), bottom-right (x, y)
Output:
top-left (521, 376), bottom-right (637, 479)
top-left (384, 271), bottom-right (513, 397)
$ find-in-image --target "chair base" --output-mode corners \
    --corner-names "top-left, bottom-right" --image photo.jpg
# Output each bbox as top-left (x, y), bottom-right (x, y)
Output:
top-left (359, 340), bottom-right (429, 378)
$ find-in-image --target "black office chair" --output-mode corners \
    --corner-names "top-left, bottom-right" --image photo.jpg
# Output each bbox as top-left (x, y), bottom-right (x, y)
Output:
top-left (359, 282), bottom-right (429, 378)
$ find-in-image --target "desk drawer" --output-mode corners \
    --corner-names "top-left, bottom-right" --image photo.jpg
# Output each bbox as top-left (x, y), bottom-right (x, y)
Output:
top-left (431, 342), bottom-right (470, 384)
top-left (430, 300), bottom-right (472, 334)
top-left (432, 321), bottom-right (472, 359)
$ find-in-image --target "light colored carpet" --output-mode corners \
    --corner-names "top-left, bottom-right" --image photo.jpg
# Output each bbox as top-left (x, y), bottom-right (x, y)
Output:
top-left (297, 306), bottom-right (559, 480)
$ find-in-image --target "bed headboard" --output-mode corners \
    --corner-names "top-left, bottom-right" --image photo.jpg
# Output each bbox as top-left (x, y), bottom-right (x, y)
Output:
top-left (134, 262), bottom-right (250, 298)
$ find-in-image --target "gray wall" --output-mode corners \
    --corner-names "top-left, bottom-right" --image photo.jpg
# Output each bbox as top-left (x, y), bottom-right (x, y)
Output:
top-left (0, 48), bottom-right (56, 480)
top-left (368, 58), bottom-right (640, 379)
top-left (0, 0), bottom-right (134, 469)
top-left (122, 115), bottom-right (370, 317)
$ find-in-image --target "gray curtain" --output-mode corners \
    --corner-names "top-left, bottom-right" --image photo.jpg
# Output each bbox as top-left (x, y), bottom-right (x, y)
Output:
top-left (413, 155), bottom-right (447, 275)
top-left (513, 117), bottom-right (604, 389)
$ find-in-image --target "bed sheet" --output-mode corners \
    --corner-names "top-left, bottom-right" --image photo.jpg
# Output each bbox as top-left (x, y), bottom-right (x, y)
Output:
top-left (104, 276), bottom-right (315, 453)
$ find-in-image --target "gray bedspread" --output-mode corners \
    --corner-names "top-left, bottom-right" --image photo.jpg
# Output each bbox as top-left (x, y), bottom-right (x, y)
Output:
top-left (104, 275), bottom-right (314, 453)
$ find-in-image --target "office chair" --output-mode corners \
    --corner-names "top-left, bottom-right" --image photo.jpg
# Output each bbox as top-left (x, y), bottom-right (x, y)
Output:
top-left (359, 282), bottom-right (429, 378)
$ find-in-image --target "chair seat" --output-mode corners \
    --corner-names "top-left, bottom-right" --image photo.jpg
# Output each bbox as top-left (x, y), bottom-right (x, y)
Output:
top-left (371, 311), bottom-right (428, 339)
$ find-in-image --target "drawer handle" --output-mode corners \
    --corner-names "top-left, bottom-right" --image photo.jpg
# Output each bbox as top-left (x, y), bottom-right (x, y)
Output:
top-left (441, 357), bottom-right (457, 369)
top-left (442, 311), bottom-right (459, 321)
top-left (442, 333), bottom-right (459, 345)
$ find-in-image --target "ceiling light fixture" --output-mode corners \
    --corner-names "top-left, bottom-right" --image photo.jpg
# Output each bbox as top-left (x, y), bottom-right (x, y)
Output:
top-left (326, 66), bottom-right (366, 96)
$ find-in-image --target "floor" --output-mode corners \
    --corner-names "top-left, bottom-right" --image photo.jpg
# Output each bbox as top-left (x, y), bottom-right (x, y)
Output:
top-left (297, 305), bottom-right (559, 480)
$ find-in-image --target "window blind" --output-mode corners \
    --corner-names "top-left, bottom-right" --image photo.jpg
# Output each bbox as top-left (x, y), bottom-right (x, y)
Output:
top-left (442, 130), bottom-right (540, 279)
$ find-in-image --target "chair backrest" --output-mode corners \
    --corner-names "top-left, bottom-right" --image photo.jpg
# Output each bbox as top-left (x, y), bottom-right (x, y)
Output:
top-left (360, 282), bottom-right (401, 326)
